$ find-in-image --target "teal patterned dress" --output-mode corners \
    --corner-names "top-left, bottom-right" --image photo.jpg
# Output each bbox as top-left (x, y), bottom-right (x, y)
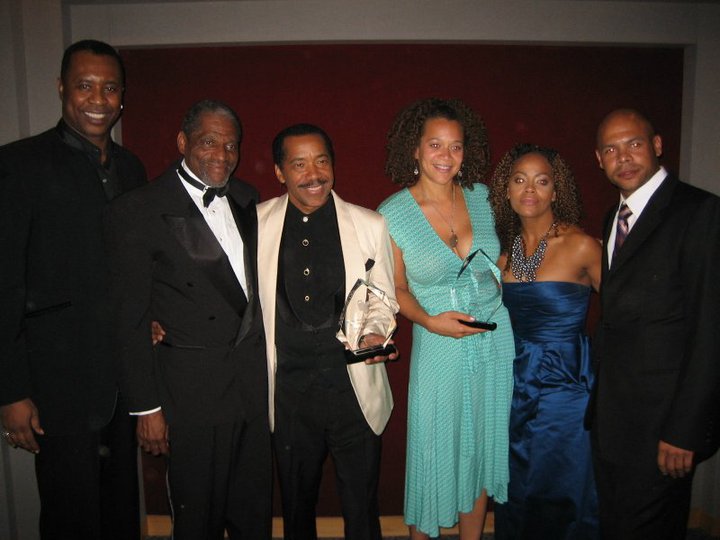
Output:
top-left (378, 185), bottom-right (514, 537)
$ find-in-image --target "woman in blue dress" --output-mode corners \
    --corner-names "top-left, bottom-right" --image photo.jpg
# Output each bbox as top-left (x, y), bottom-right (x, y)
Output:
top-left (379, 98), bottom-right (515, 539)
top-left (488, 144), bottom-right (601, 539)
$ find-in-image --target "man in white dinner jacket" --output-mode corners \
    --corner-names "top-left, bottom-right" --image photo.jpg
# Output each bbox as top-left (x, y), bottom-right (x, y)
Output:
top-left (257, 123), bottom-right (398, 540)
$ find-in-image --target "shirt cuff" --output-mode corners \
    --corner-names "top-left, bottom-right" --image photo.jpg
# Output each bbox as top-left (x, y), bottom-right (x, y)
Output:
top-left (129, 407), bottom-right (162, 416)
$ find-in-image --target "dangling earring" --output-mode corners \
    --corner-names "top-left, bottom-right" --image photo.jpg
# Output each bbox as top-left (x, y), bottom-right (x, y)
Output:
top-left (457, 164), bottom-right (463, 180)
top-left (413, 164), bottom-right (419, 176)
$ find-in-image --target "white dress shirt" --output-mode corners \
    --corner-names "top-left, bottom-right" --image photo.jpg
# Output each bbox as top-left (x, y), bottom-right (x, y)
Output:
top-left (607, 166), bottom-right (668, 265)
top-left (178, 160), bottom-right (248, 294)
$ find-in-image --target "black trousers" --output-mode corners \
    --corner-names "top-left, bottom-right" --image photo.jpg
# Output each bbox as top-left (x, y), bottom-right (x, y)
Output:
top-left (167, 413), bottom-right (272, 540)
top-left (592, 445), bottom-right (693, 540)
top-left (274, 377), bottom-right (382, 540)
top-left (34, 395), bottom-right (139, 540)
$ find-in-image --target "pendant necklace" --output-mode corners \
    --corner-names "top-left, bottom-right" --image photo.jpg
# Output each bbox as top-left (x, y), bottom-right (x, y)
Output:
top-left (510, 221), bottom-right (558, 282)
top-left (426, 184), bottom-right (458, 249)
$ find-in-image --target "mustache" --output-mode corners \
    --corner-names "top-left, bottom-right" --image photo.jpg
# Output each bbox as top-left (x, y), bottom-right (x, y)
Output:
top-left (201, 159), bottom-right (232, 169)
top-left (198, 160), bottom-right (233, 184)
top-left (298, 178), bottom-right (330, 188)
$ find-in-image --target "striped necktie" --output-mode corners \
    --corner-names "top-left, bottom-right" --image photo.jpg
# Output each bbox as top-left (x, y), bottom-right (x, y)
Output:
top-left (613, 203), bottom-right (632, 260)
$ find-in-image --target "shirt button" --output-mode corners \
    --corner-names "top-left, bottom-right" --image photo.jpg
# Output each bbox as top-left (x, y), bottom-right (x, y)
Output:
top-left (304, 295), bottom-right (310, 302)
top-left (302, 239), bottom-right (309, 247)
top-left (303, 268), bottom-right (310, 276)
top-left (302, 216), bottom-right (309, 223)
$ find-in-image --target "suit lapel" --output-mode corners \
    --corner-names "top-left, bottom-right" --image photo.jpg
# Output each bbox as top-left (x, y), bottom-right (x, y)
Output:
top-left (607, 175), bottom-right (676, 274)
top-left (228, 194), bottom-right (256, 298)
top-left (601, 209), bottom-right (613, 275)
top-left (334, 192), bottom-right (365, 297)
top-left (160, 169), bottom-right (247, 314)
top-left (257, 194), bottom-right (288, 395)
top-left (227, 185), bottom-right (259, 341)
top-left (257, 195), bottom-right (285, 304)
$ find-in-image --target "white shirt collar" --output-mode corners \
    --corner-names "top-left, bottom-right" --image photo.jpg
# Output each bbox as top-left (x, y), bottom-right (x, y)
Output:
top-left (620, 166), bottom-right (668, 218)
top-left (179, 159), bottom-right (209, 193)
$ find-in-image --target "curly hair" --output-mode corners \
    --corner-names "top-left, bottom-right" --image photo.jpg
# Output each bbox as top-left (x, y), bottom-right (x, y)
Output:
top-left (488, 143), bottom-right (583, 256)
top-left (384, 98), bottom-right (490, 189)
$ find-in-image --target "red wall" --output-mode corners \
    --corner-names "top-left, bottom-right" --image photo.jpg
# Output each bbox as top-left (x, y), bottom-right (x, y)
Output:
top-left (121, 43), bottom-right (683, 516)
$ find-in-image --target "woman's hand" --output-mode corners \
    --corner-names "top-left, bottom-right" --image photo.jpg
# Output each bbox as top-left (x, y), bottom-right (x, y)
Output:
top-left (425, 311), bottom-right (488, 338)
top-left (391, 240), bottom-right (487, 339)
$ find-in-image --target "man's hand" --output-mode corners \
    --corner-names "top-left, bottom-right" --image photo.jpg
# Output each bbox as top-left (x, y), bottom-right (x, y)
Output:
top-left (360, 334), bottom-right (399, 365)
top-left (1, 398), bottom-right (43, 454)
top-left (657, 440), bottom-right (694, 478)
top-left (151, 321), bottom-right (166, 346)
top-left (137, 410), bottom-right (170, 456)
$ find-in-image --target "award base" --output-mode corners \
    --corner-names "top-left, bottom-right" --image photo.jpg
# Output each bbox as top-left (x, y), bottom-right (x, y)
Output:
top-left (345, 344), bottom-right (397, 364)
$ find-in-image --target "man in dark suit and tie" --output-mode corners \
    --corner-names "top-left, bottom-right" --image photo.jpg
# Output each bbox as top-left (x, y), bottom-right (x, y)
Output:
top-left (105, 100), bottom-right (271, 539)
top-left (0, 39), bottom-right (146, 539)
top-left (590, 108), bottom-right (720, 539)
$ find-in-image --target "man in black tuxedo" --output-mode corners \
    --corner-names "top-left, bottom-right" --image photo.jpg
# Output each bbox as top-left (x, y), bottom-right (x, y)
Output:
top-left (0, 40), bottom-right (146, 539)
top-left (590, 109), bottom-right (720, 539)
top-left (105, 99), bottom-right (271, 539)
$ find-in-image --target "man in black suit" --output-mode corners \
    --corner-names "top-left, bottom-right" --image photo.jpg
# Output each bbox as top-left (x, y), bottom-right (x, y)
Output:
top-left (0, 40), bottom-right (146, 539)
top-left (590, 109), bottom-right (720, 539)
top-left (105, 99), bottom-right (271, 540)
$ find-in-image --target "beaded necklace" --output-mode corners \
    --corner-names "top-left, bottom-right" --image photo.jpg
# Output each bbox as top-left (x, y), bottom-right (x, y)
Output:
top-left (510, 222), bottom-right (557, 282)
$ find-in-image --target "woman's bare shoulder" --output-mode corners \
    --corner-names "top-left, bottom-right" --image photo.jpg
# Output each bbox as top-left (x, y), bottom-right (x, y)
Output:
top-left (557, 224), bottom-right (601, 249)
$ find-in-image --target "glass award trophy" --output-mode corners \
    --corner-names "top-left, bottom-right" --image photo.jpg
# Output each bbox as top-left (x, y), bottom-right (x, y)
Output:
top-left (337, 278), bottom-right (398, 364)
top-left (450, 248), bottom-right (502, 331)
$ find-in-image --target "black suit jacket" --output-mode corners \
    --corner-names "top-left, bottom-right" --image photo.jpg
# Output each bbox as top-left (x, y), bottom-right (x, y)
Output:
top-left (105, 164), bottom-right (267, 427)
top-left (0, 124), bottom-right (146, 434)
top-left (591, 173), bottom-right (720, 464)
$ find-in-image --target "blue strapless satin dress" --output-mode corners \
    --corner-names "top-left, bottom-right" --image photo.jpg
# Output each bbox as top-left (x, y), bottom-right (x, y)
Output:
top-left (495, 282), bottom-right (598, 540)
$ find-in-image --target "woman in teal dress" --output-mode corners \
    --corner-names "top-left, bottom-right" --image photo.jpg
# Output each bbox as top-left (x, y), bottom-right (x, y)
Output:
top-left (488, 144), bottom-right (601, 539)
top-left (378, 98), bottom-right (515, 539)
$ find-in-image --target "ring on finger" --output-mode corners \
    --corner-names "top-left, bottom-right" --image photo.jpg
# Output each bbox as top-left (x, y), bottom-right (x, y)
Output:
top-left (2, 431), bottom-right (16, 446)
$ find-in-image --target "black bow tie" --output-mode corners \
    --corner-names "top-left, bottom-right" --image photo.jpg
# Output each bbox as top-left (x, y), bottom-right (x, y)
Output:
top-left (177, 167), bottom-right (229, 207)
top-left (201, 185), bottom-right (229, 207)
